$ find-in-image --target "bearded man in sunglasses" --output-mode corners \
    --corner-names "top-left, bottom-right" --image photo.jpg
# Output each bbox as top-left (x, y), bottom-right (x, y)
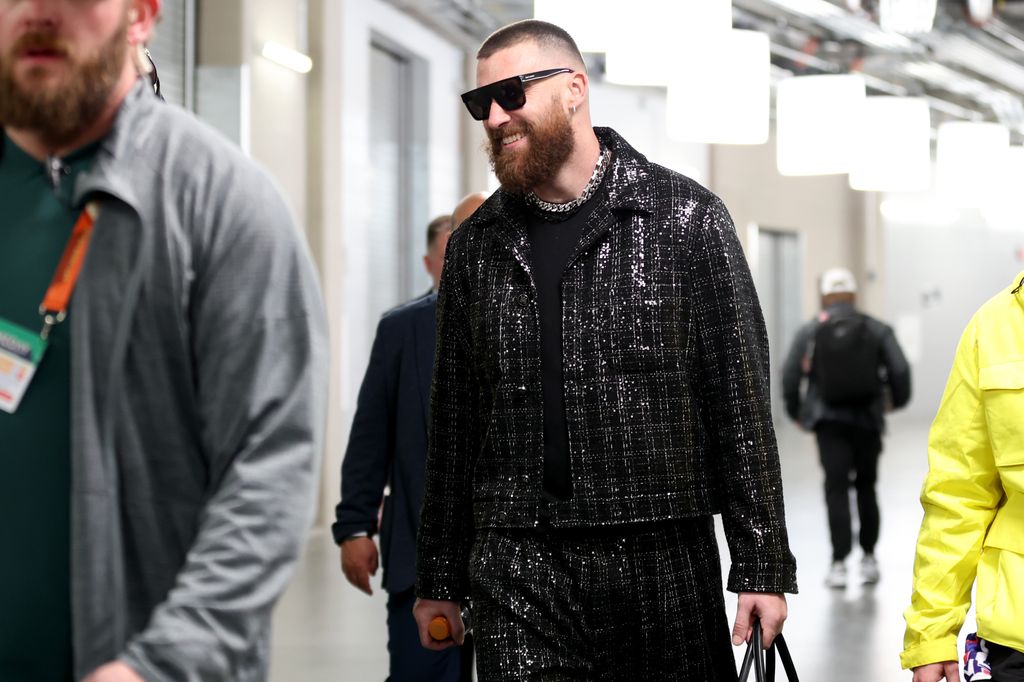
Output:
top-left (413, 19), bottom-right (797, 681)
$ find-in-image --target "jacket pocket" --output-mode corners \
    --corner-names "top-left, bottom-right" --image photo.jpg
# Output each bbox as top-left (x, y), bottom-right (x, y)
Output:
top-left (983, 493), bottom-right (1024, 553)
top-left (979, 362), bottom-right (1024, 469)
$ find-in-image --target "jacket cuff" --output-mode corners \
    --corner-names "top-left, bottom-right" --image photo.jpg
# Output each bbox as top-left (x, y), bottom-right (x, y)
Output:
top-left (331, 519), bottom-right (378, 545)
top-left (727, 560), bottom-right (799, 594)
top-left (120, 648), bottom-right (172, 682)
top-left (900, 637), bottom-right (959, 670)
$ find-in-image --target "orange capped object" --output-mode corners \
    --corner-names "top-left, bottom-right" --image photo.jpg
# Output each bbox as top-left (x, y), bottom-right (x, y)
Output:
top-left (428, 616), bottom-right (451, 641)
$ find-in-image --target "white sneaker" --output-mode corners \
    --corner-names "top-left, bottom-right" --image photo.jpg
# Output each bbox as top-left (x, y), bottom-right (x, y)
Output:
top-left (825, 561), bottom-right (847, 588)
top-left (861, 554), bottom-right (880, 584)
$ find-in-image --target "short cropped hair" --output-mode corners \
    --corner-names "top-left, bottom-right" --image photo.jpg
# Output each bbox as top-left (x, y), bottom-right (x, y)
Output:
top-left (477, 19), bottom-right (585, 70)
top-left (426, 214), bottom-right (453, 250)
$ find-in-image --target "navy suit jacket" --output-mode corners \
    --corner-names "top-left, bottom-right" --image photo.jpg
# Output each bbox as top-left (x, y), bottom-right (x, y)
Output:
top-left (332, 293), bottom-right (437, 594)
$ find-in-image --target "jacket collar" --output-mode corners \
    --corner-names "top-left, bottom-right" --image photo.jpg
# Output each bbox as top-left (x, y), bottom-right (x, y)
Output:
top-left (72, 80), bottom-right (155, 214)
top-left (1011, 271), bottom-right (1024, 310)
top-left (595, 126), bottom-right (656, 215)
top-left (469, 127), bottom-right (656, 277)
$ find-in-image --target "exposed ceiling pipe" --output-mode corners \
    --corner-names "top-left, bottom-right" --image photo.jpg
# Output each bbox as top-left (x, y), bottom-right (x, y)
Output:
top-left (382, 0), bottom-right (489, 50)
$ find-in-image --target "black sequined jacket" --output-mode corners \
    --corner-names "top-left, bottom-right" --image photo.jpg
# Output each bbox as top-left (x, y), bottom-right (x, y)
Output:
top-left (417, 128), bottom-right (797, 601)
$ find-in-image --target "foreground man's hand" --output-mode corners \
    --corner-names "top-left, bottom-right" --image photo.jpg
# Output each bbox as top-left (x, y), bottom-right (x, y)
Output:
top-left (340, 536), bottom-right (379, 595)
top-left (83, 662), bottom-right (144, 682)
top-left (912, 661), bottom-right (960, 681)
top-left (732, 592), bottom-right (788, 648)
top-left (413, 597), bottom-right (464, 650)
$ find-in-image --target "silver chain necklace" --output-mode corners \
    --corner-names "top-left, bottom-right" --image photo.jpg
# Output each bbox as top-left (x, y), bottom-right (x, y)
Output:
top-left (525, 146), bottom-right (612, 216)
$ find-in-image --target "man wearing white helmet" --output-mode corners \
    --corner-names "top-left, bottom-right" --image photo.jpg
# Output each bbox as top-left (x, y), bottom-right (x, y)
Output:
top-left (782, 267), bottom-right (911, 589)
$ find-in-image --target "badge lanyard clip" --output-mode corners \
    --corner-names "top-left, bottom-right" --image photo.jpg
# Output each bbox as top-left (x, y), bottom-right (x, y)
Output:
top-left (38, 202), bottom-right (97, 340)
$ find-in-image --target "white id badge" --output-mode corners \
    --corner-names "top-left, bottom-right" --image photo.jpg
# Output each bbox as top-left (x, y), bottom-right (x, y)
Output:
top-left (0, 318), bottom-right (47, 414)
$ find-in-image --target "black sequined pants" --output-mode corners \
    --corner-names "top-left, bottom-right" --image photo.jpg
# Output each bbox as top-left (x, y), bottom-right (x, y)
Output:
top-left (468, 517), bottom-right (736, 681)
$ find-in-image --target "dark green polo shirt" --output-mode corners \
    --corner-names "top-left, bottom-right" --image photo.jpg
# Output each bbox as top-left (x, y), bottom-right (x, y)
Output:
top-left (0, 132), bottom-right (98, 681)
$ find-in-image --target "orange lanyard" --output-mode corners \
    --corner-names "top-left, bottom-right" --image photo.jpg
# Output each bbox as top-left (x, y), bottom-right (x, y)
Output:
top-left (39, 202), bottom-right (97, 340)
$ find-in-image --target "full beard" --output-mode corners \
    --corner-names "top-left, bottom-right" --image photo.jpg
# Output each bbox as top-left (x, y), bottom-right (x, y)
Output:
top-left (0, 18), bottom-right (129, 150)
top-left (487, 98), bottom-right (575, 195)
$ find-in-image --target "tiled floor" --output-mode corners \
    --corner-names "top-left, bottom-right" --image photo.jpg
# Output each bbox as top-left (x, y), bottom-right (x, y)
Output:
top-left (270, 414), bottom-right (955, 681)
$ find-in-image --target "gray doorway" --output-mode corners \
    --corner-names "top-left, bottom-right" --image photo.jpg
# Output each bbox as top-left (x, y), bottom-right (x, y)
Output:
top-left (753, 227), bottom-right (803, 421)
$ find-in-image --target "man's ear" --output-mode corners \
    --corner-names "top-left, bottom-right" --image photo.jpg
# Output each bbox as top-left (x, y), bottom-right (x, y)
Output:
top-left (567, 70), bottom-right (588, 111)
top-left (127, 0), bottom-right (160, 46)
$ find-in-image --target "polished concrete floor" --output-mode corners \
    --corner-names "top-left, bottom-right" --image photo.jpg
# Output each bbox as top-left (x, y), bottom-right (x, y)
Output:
top-left (270, 414), bottom-right (959, 681)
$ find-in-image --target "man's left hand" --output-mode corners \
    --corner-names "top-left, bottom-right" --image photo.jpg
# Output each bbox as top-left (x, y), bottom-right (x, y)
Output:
top-left (83, 662), bottom-right (144, 682)
top-left (732, 592), bottom-right (788, 649)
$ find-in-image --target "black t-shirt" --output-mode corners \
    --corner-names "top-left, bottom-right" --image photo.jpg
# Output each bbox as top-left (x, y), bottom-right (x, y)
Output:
top-left (525, 193), bottom-right (603, 500)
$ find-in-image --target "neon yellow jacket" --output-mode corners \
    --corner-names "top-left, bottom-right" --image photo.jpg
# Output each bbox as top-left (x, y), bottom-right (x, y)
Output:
top-left (902, 272), bottom-right (1024, 670)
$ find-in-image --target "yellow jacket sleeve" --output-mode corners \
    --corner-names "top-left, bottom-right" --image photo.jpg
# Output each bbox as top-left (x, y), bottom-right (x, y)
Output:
top-left (901, 316), bottom-right (1004, 670)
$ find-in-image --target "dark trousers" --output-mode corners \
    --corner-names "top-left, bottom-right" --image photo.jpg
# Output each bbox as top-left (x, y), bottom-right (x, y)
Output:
top-left (387, 588), bottom-right (470, 682)
top-left (468, 517), bottom-right (735, 681)
top-left (814, 421), bottom-right (882, 562)
top-left (989, 641), bottom-right (1024, 681)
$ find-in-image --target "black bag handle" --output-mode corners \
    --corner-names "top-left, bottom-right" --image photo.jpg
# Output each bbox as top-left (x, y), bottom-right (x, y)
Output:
top-left (737, 620), bottom-right (800, 682)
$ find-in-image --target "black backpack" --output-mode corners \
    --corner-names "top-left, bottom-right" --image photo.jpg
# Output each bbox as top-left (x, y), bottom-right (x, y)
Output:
top-left (812, 314), bottom-right (883, 406)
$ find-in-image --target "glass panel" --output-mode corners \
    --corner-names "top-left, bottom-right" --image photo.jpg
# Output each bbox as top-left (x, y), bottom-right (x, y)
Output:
top-left (367, 44), bottom-right (406, 325)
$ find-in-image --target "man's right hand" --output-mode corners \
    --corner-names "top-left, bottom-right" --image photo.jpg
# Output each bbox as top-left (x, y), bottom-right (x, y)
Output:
top-left (912, 661), bottom-right (960, 681)
top-left (340, 536), bottom-right (378, 595)
top-left (413, 598), bottom-right (464, 650)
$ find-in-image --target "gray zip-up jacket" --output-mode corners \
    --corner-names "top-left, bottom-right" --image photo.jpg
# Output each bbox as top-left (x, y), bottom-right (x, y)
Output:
top-left (65, 82), bottom-right (328, 680)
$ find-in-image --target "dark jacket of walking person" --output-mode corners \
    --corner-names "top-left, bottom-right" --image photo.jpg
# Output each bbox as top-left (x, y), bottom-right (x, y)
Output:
top-left (333, 200), bottom-right (484, 682)
top-left (413, 19), bottom-right (797, 682)
top-left (781, 267), bottom-right (911, 589)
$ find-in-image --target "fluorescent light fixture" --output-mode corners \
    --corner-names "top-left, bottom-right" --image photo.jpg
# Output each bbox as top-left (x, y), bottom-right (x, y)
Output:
top-left (850, 97), bottom-right (931, 192)
top-left (666, 30), bottom-right (770, 145)
top-left (878, 0), bottom-right (937, 34)
top-left (880, 198), bottom-right (959, 226)
top-left (776, 74), bottom-right (866, 176)
top-left (605, 1), bottom-right (732, 87)
top-left (533, 0), bottom-right (620, 53)
top-left (936, 121), bottom-right (1009, 207)
top-left (260, 41), bottom-right (312, 74)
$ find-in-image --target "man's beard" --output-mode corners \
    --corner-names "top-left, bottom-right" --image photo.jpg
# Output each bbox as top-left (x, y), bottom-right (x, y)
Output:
top-left (0, 19), bottom-right (128, 149)
top-left (487, 98), bottom-right (575, 195)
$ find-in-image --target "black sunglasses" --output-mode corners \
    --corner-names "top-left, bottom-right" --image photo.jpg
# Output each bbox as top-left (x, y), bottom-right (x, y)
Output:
top-left (460, 68), bottom-right (574, 121)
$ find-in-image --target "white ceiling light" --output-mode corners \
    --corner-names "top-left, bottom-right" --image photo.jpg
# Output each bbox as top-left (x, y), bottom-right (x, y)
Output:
top-left (776, 74), bottom-right (867, 176)
top-left (605, 1), bottom-right (732, 87)
top-left (850, 97), bottom-right (931, 192)
top-left (936, 121), bottom-right (1010, 207)
top-left (260, 41), bottom-right (312, 74)
top-left (983, 146), bottom-right (1024, 230)
top-left (878, 0), bottom-right (937, 34)
top-left (532, 0), bottom-right (621, 53)
top-left (666, 30), bottom-right (770, 145)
